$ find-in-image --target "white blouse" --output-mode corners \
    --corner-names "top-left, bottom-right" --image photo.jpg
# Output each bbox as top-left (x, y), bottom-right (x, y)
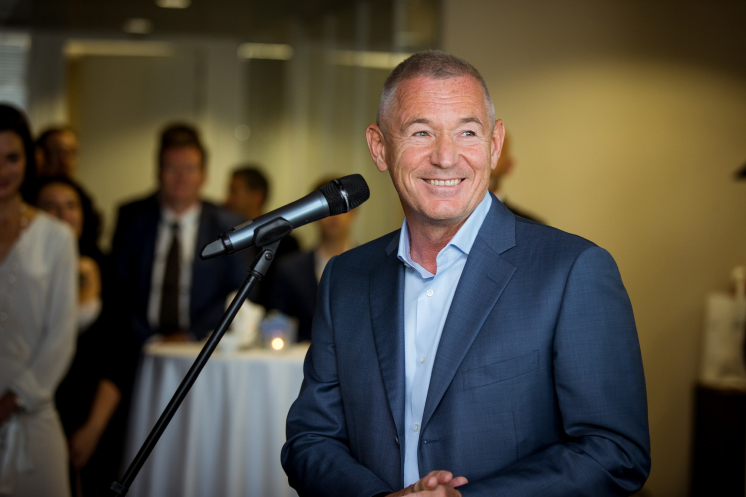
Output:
top-left (0, 212), bottom-right (77, 412)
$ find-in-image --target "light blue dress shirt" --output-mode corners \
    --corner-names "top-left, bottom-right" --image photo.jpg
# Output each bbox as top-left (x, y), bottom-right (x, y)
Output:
top-left (396, 192), bottom-right (492, 487)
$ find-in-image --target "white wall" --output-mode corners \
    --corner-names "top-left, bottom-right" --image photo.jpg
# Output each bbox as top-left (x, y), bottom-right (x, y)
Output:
top-left (443, 1), bottom-right (746, 495)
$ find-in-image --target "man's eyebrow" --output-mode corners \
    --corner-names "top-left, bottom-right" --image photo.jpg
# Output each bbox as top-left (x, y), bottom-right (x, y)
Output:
top-left (401, 117), bottom-right (431, 132)
top-left (400, 116), bottom-right (485, 132)
top-left (460, 116), bottom-right (484, 127)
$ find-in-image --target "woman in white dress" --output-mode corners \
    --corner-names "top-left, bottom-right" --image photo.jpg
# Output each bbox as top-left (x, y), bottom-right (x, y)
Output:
top-left (0, 104), bottom-right (77, 497)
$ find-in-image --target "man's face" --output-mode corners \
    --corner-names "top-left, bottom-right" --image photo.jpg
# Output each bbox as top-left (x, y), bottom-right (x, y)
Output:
top-left (319, 210), bottom-right (356, 242)
top-left (37, 182), bottom-right (84, 239)
top-left (159, 146), bottom-right (205, 210)
top-left (226, 175), bottom-right (264, 219)
top-left (41, 130), bottom-right (79, 177)
top-left (367, 75), bottom-right (504, 229)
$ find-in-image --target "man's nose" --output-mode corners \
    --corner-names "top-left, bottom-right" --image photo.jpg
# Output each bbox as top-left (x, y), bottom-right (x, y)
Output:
top-left (431, 134), bottom-right (457, 168)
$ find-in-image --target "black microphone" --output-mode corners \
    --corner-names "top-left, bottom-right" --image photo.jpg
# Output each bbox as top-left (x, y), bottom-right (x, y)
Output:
top-left (200, 174), bottom-right (370, 259)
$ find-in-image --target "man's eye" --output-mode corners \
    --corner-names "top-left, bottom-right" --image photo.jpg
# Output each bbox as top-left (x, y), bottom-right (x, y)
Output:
top-left (462, 130), bottom-right (476, 137)
top-left (413, 131), bottom-right (429, 137)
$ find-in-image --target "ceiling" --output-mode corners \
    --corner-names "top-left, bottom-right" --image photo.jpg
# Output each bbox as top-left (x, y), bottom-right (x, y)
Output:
top-left (1, 0), bottom-right (353, 40)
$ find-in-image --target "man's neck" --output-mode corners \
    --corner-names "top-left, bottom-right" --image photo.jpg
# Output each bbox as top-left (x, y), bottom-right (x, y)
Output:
top-left (162, 198), bottom-right (200, 216)
top-left (406, 217), bottom-right (466, 275)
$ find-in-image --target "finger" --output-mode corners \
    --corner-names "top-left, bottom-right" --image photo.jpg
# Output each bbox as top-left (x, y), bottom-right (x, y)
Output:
top-left (451, 476), bottom-right (468, 488)
top-left (412, 473), bottom-right (437, 492)
top-left (436, 470), bottom-right (454, 484)
top-left (415, 470), bottom-right (453, 492)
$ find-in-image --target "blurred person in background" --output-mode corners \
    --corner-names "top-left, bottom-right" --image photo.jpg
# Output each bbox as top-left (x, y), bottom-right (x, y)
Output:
top-left (0, 104), bottom-right (77, 497)
top-left (268, 175), bottom-right (358, 342)
top-left (110, 123), bottom-right (247, 346)
top-left (225, 165), bottom-right (300, 307)
top-left (36, 126), bottom-right (80, 178)
top-left (36, 176), bottom-right (132, 497)
top-left (488, 132), bottom-right (544, 223)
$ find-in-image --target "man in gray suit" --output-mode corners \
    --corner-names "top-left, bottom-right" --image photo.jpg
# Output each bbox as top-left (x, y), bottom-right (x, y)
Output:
top-left (282, 51), bottom-right (650, 497)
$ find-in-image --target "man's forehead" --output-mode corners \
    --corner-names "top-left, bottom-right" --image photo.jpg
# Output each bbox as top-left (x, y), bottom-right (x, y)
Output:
top-left (395, 74), bottom-right (483, 99)
top-left (392, 75), bottom-right (489, 124)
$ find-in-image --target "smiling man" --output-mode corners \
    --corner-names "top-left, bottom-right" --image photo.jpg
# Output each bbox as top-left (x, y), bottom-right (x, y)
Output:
top-left (282, 51), bottom-right (650, 497)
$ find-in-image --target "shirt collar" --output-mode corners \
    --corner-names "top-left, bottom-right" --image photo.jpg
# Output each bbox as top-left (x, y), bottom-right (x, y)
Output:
top-left (397, 192), bottom-right (492, 271)
top-left (161, 202), bottom-right (201, 226)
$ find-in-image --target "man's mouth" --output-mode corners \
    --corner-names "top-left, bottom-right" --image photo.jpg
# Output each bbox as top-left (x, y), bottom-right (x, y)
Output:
top-left (425, 179), bottom-right (462, 186)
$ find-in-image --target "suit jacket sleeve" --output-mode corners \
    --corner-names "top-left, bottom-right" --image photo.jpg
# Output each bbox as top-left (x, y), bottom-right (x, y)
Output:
top-left (282, 257), bottom-right (394, 497)
top-left (461, 246), bottom-right (650, 497)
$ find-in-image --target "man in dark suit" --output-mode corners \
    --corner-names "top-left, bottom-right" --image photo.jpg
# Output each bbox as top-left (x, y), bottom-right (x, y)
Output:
top-left (225, 165), bottom-right (300, 307)
top-left (110, 124), bottom-right (247, 345)
top-left (269, 176), bottom-right (358, 342)
top-left (282, 51), bottom-right (650, 496)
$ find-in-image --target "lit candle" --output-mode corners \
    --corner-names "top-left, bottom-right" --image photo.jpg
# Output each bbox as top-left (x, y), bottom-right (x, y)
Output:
top-left (271, 337), bottom-right (285, 351)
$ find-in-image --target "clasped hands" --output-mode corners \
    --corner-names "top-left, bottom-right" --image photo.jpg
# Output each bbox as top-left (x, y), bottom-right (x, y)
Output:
top-left (388, 470), bottom-right (468, 496)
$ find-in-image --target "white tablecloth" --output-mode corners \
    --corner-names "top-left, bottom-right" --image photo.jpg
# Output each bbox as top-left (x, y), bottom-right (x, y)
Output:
top-left (123, 342), bottom-right (308, 497)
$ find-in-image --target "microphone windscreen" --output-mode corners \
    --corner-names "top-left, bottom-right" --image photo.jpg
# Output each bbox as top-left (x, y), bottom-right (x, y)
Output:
top-left (320, 174), bottom-right (370, 215)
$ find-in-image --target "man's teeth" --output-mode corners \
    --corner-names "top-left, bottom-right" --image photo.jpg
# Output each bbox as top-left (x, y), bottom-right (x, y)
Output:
top-left (427, 179), bottom-right (462, 186)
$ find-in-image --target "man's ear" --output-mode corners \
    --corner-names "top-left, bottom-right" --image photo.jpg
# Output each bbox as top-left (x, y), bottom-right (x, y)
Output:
top-left (366, 124), bottom-right (389, 172)
top-left (490, 119), bottom-right (505, 171)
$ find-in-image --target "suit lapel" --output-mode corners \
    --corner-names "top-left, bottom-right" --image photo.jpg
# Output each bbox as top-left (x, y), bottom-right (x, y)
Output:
top-left (138, 197), bottom-right (160, 309)
top-left (421, 196), bottom-right (518, 430)
top-left (370, 233), bottom-right (406, 439)
top-left (191, 202), bottom-right (211, 314)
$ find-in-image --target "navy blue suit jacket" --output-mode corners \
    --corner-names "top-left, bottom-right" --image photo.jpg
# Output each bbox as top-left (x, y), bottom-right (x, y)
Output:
top-left (110, 193), bottom-right (248, 344)
top-left (282, 194), bottom-right (650, 496)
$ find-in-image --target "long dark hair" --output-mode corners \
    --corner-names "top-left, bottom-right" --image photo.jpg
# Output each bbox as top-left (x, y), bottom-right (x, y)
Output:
top-left (35, 176), bottom-right (103, 261)
top-left (0, 104), bottom-right (37, 202)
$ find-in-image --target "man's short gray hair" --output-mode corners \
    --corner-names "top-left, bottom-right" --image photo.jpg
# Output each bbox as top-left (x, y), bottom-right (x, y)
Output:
top-left (376, 50), bottom-right (496, 132)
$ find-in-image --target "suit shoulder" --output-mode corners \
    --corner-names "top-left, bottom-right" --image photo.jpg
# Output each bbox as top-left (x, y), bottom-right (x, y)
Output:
top-left (118, 193), bottom-right (158, 214)
top-left (113, 193), bottom-right (158, 235)
top-left (513, 216), bottom-right (600, 263)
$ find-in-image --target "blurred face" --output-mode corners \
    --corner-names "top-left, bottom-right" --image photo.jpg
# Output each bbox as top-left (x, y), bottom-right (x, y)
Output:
top-left (37, 183), bottom-right (84, 238)
top-left (0, 131), bottom-right (26, 201)
top-left (367, 75), bottom-right (504, 230)
top-left (318, 210), bottom-right (356, 242)
top-left (159, 146), bottom-right (205, 211)
top-left (226, 175), bottom-right (264, 219)
top-left (40, 130), bottom-right (79, 177)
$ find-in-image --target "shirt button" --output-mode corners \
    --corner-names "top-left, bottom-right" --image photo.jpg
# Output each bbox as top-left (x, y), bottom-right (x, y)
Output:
top-left (0, 312), bottom-right (7, 321)
top-left (413, 423), bottom-right (420, 433)
top-left (8, 275), bottom-right (15, 283)
top-left (419, 355), bottom-right (426, 365)
top-left (426, 289), bottom-right (434, 297)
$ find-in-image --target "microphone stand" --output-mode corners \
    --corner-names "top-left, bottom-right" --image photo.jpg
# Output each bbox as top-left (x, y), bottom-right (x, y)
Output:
top-left (110, 235), bottom-right (283, 496)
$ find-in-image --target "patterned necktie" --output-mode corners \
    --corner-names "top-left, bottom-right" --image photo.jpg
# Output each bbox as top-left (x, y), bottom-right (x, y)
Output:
top-left (160, 222), bottom-right (181, 334)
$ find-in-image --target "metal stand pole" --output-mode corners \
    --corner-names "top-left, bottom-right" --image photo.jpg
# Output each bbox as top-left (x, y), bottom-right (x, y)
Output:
top-left (111, 240), bottom-right (280, 496)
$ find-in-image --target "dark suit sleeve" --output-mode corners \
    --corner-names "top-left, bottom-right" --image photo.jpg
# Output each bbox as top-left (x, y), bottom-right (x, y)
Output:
top-left (461, 246), bottom-right (650, 497)
top-left (282, 257), bottom-right (393, 497)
